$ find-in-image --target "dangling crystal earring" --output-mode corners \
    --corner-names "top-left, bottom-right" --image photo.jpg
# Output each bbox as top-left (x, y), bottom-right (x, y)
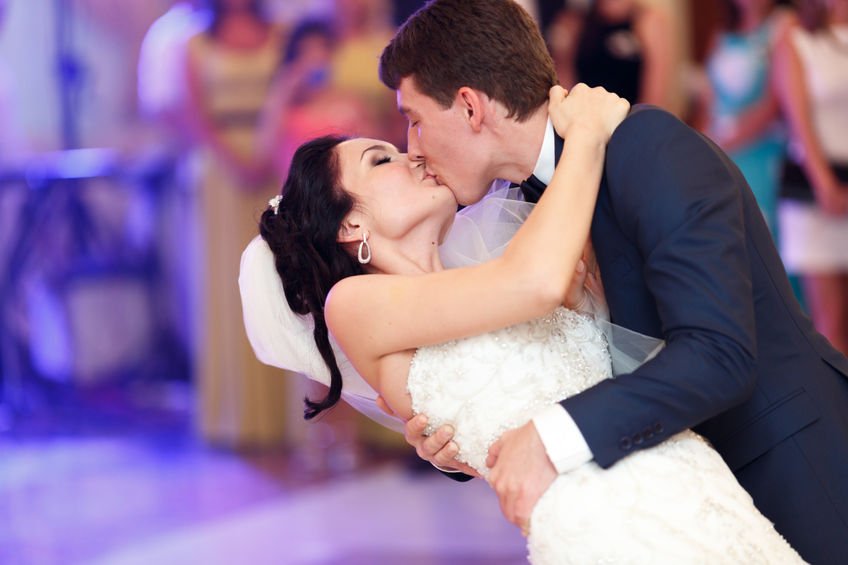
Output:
top-left (357, 232), bottom-right (372, 264)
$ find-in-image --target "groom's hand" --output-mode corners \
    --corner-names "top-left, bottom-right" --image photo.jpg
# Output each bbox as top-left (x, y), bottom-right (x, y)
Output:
top-left (487, 421), bottom-right (557, 528)
top-left (404, 415), bottom-right (479, 477)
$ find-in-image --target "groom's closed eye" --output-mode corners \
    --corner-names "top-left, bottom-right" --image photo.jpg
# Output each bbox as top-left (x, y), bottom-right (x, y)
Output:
top-left (398, 107), bottom-right (419, 127)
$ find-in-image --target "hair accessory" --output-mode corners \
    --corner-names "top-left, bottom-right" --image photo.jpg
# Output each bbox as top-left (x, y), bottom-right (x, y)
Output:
top-left (357, 232), bottom-right (372, 264)
top-left (268, 194), bottom-right (283, 215)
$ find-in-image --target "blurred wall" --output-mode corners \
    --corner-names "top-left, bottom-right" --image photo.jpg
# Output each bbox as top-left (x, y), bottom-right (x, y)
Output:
top-left (0, 1), bottom-right (170, 151)
top-left (0, 0), bottom-right (330, 153)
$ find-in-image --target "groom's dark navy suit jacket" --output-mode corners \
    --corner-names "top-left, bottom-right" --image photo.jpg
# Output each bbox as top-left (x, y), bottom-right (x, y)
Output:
top-left (523, 106), bottom-right (848, 564)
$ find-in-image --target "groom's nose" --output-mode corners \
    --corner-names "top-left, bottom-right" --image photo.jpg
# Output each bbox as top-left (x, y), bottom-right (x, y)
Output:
top-left (407, 129), bottom-right (424, 162)
top-left (407, 146), bottom-right (426, 169)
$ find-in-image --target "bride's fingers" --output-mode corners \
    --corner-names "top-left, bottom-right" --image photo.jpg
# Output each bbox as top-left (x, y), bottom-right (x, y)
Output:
top-left (424, 426), bottom-right (457, 466)
top-left (548, 84), bottom-right (568, 101)
top-left (405, 416), bottom-right (461, 467)
top-left (548, 82), bottom-right (628, 142)
top-left (404, 414), bottom-right (428, 446)
top-left (433, 441), bottom-right (460, 468)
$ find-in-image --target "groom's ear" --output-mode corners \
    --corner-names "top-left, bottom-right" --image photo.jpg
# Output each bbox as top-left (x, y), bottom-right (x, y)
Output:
top-left (456, 87), bottom-right (485, 133)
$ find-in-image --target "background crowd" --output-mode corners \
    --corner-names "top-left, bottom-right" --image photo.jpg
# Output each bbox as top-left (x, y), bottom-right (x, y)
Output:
top-left (0, 0), bottom-right (846, 562)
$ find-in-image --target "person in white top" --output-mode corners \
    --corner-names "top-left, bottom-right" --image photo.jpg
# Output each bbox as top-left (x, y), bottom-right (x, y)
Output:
top-left (774, 0), bottom-right (848, 355)
top-left (138, 1), bottom-right (209, 128)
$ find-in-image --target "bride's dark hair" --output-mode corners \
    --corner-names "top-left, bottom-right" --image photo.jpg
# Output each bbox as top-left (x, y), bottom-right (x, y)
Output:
top-left (259, 135), bottom-right (363, 419)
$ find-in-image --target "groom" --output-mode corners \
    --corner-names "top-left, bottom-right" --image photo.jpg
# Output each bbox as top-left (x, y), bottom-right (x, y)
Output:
top-left (380, 1), bottom-right (848, 562)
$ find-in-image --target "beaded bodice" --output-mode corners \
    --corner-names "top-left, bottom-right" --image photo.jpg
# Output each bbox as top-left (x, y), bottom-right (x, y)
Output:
top-left (407, 307), bottom-right (611, 477)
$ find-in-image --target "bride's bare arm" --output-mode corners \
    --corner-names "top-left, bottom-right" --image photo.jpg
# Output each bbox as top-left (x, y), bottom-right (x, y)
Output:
top-left (326, 85), bottom-right (628, 383)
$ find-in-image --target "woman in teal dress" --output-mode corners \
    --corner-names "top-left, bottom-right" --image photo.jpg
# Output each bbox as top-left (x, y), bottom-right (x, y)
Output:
top-left (704, 0), bottom-right (795, 235)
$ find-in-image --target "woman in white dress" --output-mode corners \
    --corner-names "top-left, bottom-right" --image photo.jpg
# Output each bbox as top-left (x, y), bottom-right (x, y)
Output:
top-left (774, 0), bottom-right (848, 354)
top-left (256, 85), bottom-right (802, 563)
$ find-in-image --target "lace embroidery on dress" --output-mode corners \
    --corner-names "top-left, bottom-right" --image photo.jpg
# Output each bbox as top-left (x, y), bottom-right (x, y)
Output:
top-left (408, 307), bottom-right (611, 477)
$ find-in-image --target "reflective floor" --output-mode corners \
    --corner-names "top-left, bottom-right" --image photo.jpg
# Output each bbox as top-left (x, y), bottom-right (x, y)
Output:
top-left (0, 383), bottom-right (526, 565)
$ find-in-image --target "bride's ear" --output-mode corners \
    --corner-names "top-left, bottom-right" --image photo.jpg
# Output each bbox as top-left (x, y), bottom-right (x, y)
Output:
top-left (337, 216), bottom-right (362, 244)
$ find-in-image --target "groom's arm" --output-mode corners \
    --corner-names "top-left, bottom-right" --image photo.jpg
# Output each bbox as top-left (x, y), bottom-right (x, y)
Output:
top-left (560, 107), bottom-right (758, 469)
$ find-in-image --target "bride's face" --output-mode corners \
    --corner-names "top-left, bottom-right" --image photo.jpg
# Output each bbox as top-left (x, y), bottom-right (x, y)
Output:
top-left (337, 138), bottom-right (457, 245)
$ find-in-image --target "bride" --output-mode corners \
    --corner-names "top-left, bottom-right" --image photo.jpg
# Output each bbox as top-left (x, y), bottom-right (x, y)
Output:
top-left (251, 85), bottom-right (802, 563)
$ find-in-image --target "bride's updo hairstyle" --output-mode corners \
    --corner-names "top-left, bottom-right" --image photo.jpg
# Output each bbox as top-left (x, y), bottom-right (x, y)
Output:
top-left (259, 135), bottom-right (364, 419)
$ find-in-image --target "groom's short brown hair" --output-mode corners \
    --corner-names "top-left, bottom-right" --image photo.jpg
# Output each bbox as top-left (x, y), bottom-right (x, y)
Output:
top-left (379, 0), bottom-right (557, 122)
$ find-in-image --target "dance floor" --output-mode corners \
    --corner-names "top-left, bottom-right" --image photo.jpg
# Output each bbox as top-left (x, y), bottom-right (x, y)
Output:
top-left (0, 384), bottom-right (526, 565)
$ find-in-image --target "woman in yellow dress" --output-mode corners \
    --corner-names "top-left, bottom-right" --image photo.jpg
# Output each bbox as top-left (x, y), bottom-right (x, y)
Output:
top-left (184, 0), bottom-right (288, 447)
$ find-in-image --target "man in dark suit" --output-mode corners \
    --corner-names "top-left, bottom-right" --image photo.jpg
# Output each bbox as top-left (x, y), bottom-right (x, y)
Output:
top-left (380, 1), bottom-right (848, 562)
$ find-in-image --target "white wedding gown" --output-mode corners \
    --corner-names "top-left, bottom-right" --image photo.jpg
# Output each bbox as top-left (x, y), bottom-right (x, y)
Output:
top-left (407, 306), bottom-right (804, 564)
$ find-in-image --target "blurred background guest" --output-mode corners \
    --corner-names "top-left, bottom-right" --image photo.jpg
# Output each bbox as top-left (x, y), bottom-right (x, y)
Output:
top-left (701, 0), bottom-right (796, 235)
top-left (138, 0), bottom-right (210, 146)
top-left (183, 0), bottom-right (289, 447)
top-left (330, 0), bottom-right (404, 146)
top-left (774, 0), bottom-right (848, 354)
top-left (260, 18), bottom-right (375, 180)
top-left (256, 16), bottom-right (392, 463)
top-left (547, 0), bottom-right (677, 110)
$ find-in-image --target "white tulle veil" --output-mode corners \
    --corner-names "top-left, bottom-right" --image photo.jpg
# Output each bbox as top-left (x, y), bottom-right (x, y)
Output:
top-left (239, 182), bottom-right (664, 432)
top-left (239, 237), bottom-right (406, 432)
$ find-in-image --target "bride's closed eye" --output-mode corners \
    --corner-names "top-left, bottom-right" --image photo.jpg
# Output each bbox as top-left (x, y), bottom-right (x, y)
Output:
top-left (373, 155), bottom-right (392, 166)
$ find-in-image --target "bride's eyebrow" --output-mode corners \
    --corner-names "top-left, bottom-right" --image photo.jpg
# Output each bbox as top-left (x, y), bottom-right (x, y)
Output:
top-left (360, 144), bottom-right (394, 162)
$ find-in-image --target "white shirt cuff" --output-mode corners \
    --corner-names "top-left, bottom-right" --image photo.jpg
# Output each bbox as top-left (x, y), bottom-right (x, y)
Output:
top-left (532, 404), bottom-right (593, 474)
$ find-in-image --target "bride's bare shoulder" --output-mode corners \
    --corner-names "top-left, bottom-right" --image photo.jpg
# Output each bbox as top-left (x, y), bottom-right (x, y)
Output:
top-left (325, 274), bottom-right (378, 332)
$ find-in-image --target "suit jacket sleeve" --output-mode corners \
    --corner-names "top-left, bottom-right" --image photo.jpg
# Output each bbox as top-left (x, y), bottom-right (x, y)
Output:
top-left (561, 107), bottom-right (758, 468)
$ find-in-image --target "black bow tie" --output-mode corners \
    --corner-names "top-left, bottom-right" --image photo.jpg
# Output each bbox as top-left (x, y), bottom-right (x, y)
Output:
top-left (520, 174), bottom-right (547, 204)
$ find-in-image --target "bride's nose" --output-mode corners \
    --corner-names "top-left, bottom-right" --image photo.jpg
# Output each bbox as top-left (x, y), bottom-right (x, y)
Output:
top-left (406, 156), bottom-right (428, 180)
top-left (405, 153), bottom-right (426, 170)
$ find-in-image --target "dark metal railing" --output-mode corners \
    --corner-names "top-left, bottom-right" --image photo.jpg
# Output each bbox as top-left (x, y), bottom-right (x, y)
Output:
top-left (0, 148), bottom-right (190, 418)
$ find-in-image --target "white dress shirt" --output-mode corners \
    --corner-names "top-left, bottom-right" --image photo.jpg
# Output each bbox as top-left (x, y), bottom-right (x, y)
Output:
top-left (529, 119), bottom-right (595, 473)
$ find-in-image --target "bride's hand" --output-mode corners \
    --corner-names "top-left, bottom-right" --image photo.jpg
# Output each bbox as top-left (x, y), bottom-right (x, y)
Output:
top-left (404, 415), bottom-right (480, 477)
top-left (548, 83), bottom-right (630, 144)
